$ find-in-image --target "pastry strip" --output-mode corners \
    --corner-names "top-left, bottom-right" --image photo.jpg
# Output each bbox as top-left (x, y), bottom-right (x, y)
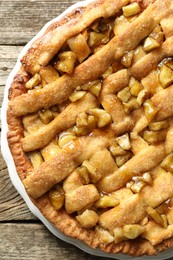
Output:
top-left (90, 148), bottom-right (118, 175)
top-left (101, 94), bottom-right (134, 135)
top-left (101, 69), bottom-right (134, 135)
top-left (65, 184), bottom-right (100, 214)
top-left (132, 114), bottom-right (149, 134)
top-left (142, 221), bottom-right (173, 246)
top-left (9, 0), bottom-right (171, 116)
top-left (102, 69), bottom-right (130, 96)
top-left (64, 171), bottom-right (100, 213)
top-left (111, 118), bottom-right (134, 136)
top-left (99, 194), bottom-right (146, 230)
top-left (97, 143), bottom-right (166, 192)
top-left (101, 95), bottom-right (128, 124)
top-left (160, 14), bottom-right (173, 38)
top-left (22, 93), bottom-right (97, 152)
top-left (152, 85), bottom-right (173, 121)
top-left (129, 36), bottom-right (173, 79)
top-left (23, 135), bottom-right (109, 198)
top-left (22, 0), bottom-right (130, 74)
top-left (130, 133), bottom-right (149, 154)
top-left (132, 85), bottom-right (173, 136)
top-left (102, 36), bottom-right (173, 97)
top-left (132, 85), bottom-right (173, 134)
top-left (141, 170), bottom-right (173, 208)
top-left (165, 123), bottom-right (173, 154)
top-left (10, 40), bottom-right (116, 116)
top-left (99, 171), bottom-right (173, 231)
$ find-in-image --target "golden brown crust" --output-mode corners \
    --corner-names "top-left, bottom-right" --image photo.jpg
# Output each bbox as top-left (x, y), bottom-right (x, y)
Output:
top-left (7, 69), bottom-right (33, 180)
top-left (6, 0), bottom-right (173, 257)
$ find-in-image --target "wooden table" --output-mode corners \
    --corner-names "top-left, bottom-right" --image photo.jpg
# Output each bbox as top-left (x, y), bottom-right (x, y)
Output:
top-left (0, 0), bottom-right (110, 259)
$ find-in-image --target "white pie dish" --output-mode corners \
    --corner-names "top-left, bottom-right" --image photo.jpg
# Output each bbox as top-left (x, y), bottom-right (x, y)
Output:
top-left (1, 1), bottom-right (173, 259)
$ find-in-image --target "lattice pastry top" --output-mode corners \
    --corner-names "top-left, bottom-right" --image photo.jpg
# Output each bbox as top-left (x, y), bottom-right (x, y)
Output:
top-left (7, 0), bottom-right (173, 256)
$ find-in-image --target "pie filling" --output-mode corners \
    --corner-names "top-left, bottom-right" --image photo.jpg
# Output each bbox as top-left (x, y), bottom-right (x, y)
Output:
top-left (7, 0), bottom-right (173, 254)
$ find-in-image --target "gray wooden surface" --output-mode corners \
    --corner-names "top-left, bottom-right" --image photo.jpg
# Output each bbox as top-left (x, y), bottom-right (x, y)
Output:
top-left (0, 0), bottom-right (110, 259)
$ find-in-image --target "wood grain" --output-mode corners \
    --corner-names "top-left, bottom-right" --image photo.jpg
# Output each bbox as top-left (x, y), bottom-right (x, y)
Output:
top-left (0, 168), bottom-right (37, 221)
top-left (0, 223), bottom-right (109, 260)
top-left (0, 46), bottom-right (23, 88)
top-left (0, 0), bottom-right (79, 45)
top-left (0, 46), bottom-right (23, 113)
top-left (0, 134), bottom-right (36, 221)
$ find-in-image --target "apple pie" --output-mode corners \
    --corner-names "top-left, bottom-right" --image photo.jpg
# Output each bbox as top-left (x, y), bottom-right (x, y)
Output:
top-left (6, 0), bottom-right (173, 256)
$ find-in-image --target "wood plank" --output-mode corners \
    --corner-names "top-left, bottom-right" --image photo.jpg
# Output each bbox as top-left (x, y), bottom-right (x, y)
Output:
top-left (0, 151), bottom-right (6, 171)
top-left (0, 0), bottom-right (79, 45)
top-left (0, 129), bottom-right (36, 221)
top-left (0, 46), bottom-right (36, 221)
top-left (0, 45), bottom-right (23, 116)
top-left (0, 46), bottom-right (23, 87)
top-left (0, 87), bottom-right (5, 108)
top-left (0, 152), bottom-right (37, 221)
top-left (0, 223), bottom-right (108, 260)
